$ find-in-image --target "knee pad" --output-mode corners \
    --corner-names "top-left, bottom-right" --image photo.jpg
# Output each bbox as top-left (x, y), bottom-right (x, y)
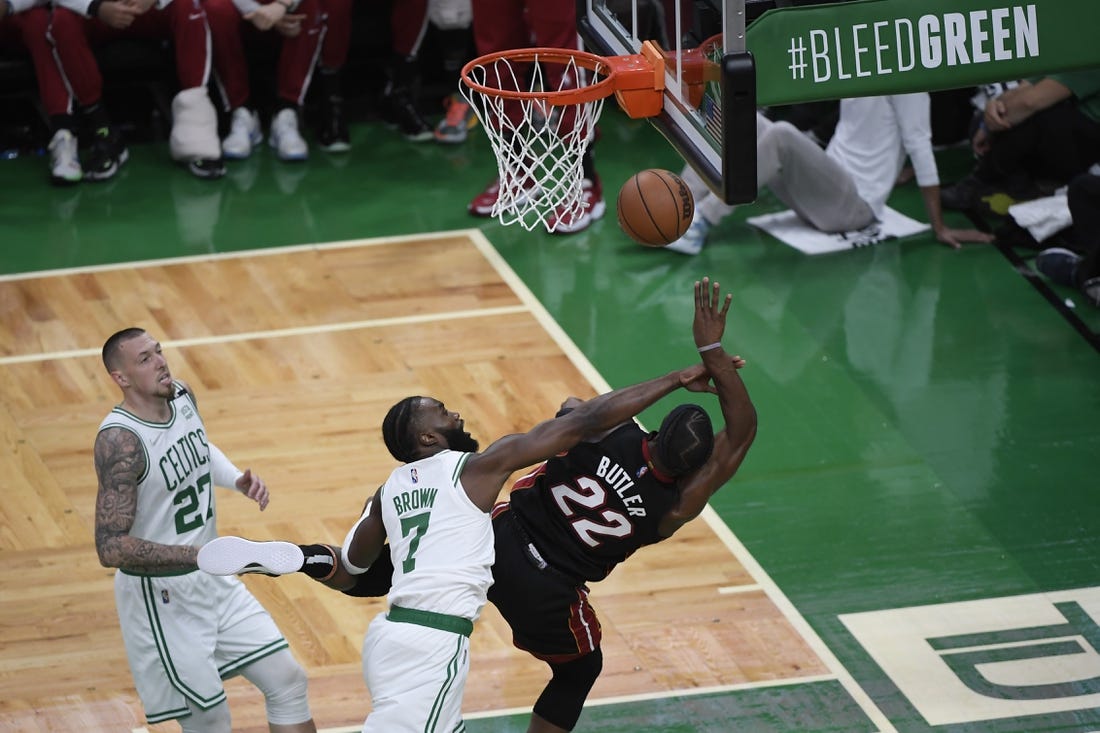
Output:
top-left (170, 87), bottom-right (221, 162)
top-left (240, 648), bottom-right (313, 726)
top-left (532, 649), bottom-right (603, 731)
top-left (180, 699), bottom-right (232, 733)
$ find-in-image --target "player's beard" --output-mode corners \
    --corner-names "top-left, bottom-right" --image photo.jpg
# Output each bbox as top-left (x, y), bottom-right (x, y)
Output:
top-left (155, 379), bottom-right (175, 399)
top-left (443, 426), bottom-right (479, 453)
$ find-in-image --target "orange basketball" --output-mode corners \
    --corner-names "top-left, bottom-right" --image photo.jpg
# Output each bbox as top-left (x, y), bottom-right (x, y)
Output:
top-left (616, 169), bottom-right (695, 247)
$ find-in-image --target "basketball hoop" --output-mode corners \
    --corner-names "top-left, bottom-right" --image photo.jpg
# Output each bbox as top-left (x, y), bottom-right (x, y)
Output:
top-left (461, 43), bottom-right (665, 233)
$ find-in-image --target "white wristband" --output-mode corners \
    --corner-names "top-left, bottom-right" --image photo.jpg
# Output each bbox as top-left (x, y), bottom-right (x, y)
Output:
top-left (697, 342), bottom-right (722, 353)
top-left (340, 501), bottom-right (373, 575)
top-left (208, 441), bottom-right (244, 489)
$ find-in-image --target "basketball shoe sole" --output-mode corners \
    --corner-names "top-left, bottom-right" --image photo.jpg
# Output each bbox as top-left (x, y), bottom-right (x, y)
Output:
top-left (198, 536), bottom-right (303, 576)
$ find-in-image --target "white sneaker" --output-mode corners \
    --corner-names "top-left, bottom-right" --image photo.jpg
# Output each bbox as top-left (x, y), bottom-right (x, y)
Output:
top-left (222, 107), bottom-right (262, 159)
top-left (48, 129), bottom-right (82, 185)
top-left (665, 215), bottom-right (711, 255)
top-left (269, 108), bottom-right (308, 161)
top-left (197, 536), bottom-right (304, 576)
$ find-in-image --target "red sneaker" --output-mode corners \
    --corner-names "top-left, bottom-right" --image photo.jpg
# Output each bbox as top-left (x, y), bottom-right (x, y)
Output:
top-left (548, 176), bottom-right (605, 234)
top-left (468, 177), bottom-right (540, 217)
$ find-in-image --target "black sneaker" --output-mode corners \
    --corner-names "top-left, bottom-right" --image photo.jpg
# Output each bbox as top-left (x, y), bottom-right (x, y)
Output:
top-left (1035, 247), bottom-right (1082, 287)
top-left (186, 158), bottom-right (227, 180)
top-left (940, 174), bottom-right (990, 211)
top-left (83, 126), bottom-right (128, 182)
top-left (942, 173), bottom-right (1042, 212)
top-left (317, 97), bottom-right (351, 152)
top-left (382, 94), bottom-right (433, 142)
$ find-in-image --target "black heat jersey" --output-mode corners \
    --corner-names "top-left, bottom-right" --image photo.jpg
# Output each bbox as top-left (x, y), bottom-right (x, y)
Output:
top-left (508, 421), bottom-right (678, 583)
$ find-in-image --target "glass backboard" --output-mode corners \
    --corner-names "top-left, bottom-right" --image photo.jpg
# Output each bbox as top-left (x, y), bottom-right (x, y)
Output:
top-left (578, 0), bottom-right (771, 204)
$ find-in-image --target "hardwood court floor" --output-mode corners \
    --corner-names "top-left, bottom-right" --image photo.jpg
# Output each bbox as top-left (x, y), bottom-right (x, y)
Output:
top-left (3, 107), bottom-right (1098, 732)
top-left (0, 234), bottom-right (829, 732)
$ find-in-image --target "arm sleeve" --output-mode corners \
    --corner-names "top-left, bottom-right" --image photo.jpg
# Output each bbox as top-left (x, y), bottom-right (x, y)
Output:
top-left (892, 93), bottom-right (939, 188)
top-left (340, 501), bottom-right (373, 575)
top-left (208, 441), bottom-right (244, 489)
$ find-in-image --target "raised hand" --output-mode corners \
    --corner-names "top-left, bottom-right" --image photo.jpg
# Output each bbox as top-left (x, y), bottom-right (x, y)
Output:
top-left (693, 276), bottom-right (732, 351)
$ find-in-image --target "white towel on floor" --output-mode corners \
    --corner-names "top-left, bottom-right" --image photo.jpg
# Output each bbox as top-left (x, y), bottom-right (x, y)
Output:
top-left (747, 207), bottom-right (931, 255)
top-left (1008, 190), bottom-right (1072, 243)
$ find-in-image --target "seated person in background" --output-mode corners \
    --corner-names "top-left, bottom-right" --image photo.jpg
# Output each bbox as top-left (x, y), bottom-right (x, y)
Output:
top-left (941, 67), bottom-right (1100, 211)
top-left (52, 0), bottom-right (227, 179)
top-left (1034, 162), bottom-right (1100, 307)
top-left (204, 0), bottom-right (324, 161)
top-left (0, 0), bottom-right (114, 184)
top-left (311, 0), bottom-right (352, 152)
top-left (668, 94), bottom-right (992, 255)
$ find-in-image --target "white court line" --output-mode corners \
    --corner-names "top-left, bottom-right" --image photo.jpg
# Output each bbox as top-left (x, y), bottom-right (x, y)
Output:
top-left (467, 231), bottom-right (610, 394)
top-left (0, 229), bottom-right (472, 282)
top-left (717, 583), bottom-right (763, 595)
top-left (95, 233), bottom-right (888, 731)
top-left (0, 306), bottom-right (529, 366)
top-left (701, 510), bottom-right (895, 733)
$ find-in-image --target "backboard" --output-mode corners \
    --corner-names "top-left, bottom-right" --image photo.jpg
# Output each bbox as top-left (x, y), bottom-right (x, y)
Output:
top-left (578, 0), bottom-right (769, 204)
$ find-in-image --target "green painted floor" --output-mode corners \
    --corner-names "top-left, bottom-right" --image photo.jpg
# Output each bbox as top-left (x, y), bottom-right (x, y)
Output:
top-left (3, 109), bottom-right (1099, 732)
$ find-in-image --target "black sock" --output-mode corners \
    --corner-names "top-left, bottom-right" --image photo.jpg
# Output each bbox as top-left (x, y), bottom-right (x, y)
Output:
top-left (318, 67), bottom-right (343, 103)
top-left (50, 114), bottom-right (77, 134)
top-left (582, 148), bottom-right (597, 181)
top-left (298, 544), bottom-right (337, 579)
top-left (80, 102), bottom-right (111, 133)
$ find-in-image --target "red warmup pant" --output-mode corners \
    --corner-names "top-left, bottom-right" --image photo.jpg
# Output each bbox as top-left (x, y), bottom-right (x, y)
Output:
top-left (50, 0), bottom-right (213, 107)
top-left (390, 0), bottom-right (426, 58)
top-left (315, 0), bottom-right (426, 72)
top-left (204, 0), bottom-right (325, 109)
top-left (0, 7), bottom-right (73, 116)
top-left (471, 0), bottom-right (575, 55)
top-left (316, 0), bottom-right (348, 69)
top-left (470, 0), bottom-right (580, 129)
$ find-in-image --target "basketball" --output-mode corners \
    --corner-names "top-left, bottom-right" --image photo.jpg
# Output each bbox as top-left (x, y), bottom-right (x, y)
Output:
top-left (616, 169), bottom-right (695, 247)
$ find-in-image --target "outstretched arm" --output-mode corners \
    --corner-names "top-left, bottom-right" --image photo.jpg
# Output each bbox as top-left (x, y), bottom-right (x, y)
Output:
top-left (292, 540), bottom-right (395, 596)
top-left (461, 362), bottom-right (712, 511)
top-left (342, 491), bottom-right (387, 574)
top-left (658, 277), bottom-right (758, 538)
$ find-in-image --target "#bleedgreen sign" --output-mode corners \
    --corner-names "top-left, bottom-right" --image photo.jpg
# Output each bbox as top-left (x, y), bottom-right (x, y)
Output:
top-left (746, 0), bottom-right (1100, 106)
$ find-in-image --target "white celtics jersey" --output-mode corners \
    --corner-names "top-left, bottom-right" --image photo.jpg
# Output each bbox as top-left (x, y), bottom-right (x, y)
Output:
top-left (96, 382), bottom-right (218, 548)
top-left (381, 450), bottom-right (494, 621)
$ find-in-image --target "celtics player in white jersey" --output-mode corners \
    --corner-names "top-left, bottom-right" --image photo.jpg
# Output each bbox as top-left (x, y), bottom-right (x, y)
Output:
top-left (93, 328), bottom-right (317, 733)
top-left (202, 351), bottom-right (724, 732)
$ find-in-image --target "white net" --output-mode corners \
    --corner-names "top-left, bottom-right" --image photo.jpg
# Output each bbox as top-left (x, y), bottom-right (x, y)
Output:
top-left (461, 52), bottom-right (611, 233)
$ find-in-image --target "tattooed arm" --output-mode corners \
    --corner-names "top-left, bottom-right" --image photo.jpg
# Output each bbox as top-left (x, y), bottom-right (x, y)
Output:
top-left (94, 427), bottom-right (199, 573)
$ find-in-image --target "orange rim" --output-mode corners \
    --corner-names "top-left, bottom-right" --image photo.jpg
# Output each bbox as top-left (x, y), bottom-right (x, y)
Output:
top-left (460, 47), bottom-right (618, 107)
top-left (700, 33), bottom-right (723, 53)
